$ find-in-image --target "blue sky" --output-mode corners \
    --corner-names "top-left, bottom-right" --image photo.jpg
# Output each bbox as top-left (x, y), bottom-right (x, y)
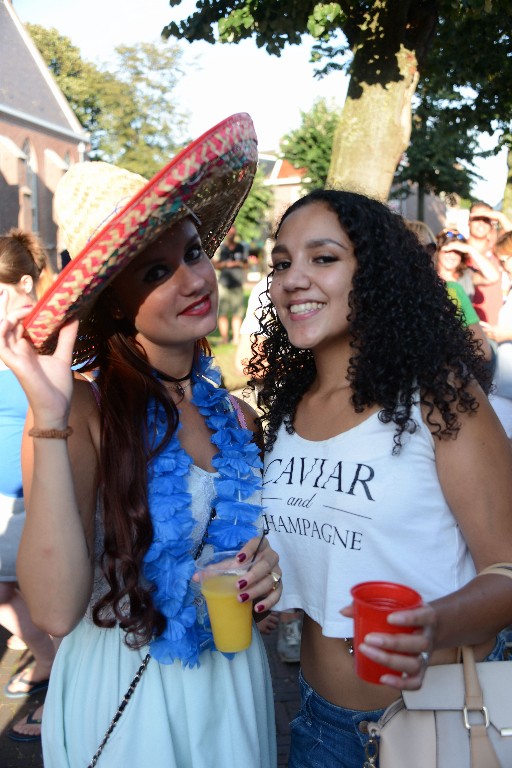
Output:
top-left (13, 0), bottom-right (508, 205)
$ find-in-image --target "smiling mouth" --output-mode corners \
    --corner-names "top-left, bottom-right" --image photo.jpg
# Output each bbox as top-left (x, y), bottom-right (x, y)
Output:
top-left (181, 295), bottom-right (211, 314)
top-left (289, 301), bottom-right (325, 315)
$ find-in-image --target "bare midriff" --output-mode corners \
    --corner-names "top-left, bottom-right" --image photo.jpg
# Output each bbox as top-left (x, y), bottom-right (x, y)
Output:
top-left (300, 614), bottom-right (495, 711)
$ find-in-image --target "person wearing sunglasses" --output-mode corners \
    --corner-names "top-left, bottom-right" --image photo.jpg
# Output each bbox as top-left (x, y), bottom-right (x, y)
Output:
top-left (435, 228), bottom-right (500, 300)
top-left (468, 203), bottom-right (512, 236)
top-left (467, 201), bottom-right (512, 324)
top-left (434, 230), bottom-right (495, 369)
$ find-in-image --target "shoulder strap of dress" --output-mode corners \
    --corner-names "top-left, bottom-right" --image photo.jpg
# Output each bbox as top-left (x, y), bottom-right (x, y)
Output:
top-left (78, 371), bottom-right (101, 406)
top-left (228, 393), bottom-right (247, 429)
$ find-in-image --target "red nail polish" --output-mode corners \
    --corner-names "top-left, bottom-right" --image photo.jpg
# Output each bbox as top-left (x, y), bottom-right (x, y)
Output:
top-left (237, 552), bottom-right (247, 562)
top-left (237, 579), bottom-right (248, 590)
top-left (239, 593), bottom-right (250, 603)
top-left (255, 604), bottom-right (265, 613)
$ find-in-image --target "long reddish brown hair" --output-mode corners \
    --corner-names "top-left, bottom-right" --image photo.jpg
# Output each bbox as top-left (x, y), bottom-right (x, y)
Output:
top-left (87, 300), bottom-right (211, 646)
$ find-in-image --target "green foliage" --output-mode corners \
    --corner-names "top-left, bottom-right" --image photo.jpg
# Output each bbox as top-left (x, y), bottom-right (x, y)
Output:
top-left (28, 24), bottom-right (187, 177)
top-left (233, 169), bottom-right (274, 245)
top-left (280, 98), bottom-right (342, 191)
top-left (418, 13), bottom-right (512, 149)
top-left (393, 105), bottom-right (482, 204)
top-left (166, 0), bottom-right (314, 54)
top-left (394, 8), bottom-right (512, 204)
top-left (165, 1), bottom-right (512, 202)
top-left (307, 3), bottom-right (344, 39)
top-left (105, 42), bottom-right (188, 176)
top-left (27, 24), bottom-right (104, 136)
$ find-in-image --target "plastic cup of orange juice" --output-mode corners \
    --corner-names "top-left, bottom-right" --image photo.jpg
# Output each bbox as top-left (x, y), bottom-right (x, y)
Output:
top-left (196, 550), bottom-right (253, 653)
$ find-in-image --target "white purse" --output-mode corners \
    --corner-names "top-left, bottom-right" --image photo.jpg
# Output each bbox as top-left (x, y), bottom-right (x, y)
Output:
top-left (364, 564), bottom-right (512, 768)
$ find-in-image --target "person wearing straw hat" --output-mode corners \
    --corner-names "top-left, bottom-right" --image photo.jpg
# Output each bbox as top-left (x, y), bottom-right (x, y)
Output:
top-left (0, 114), bottom-right (280, 767)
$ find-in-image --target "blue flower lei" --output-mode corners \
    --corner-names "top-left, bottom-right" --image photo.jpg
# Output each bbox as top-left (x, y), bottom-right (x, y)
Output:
top-left (142, 353), bottom-right (262, 668)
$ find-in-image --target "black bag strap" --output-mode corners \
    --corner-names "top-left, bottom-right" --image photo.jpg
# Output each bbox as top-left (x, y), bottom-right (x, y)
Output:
top-left (86, 653), bottom-right (151, 767)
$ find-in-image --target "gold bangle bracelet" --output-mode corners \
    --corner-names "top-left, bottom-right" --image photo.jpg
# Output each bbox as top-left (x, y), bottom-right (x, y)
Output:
top-left (28, 426), bottom-right (73, 439)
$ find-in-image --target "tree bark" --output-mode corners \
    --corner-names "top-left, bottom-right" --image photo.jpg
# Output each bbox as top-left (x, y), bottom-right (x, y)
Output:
top-left (417, 184), bottom-right (425, 221)
top-left (327, 44), bottom-right (419, 201)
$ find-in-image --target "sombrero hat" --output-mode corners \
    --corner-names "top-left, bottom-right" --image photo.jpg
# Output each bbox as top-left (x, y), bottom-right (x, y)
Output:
top-left (23, 113), bottom-right (258, 362)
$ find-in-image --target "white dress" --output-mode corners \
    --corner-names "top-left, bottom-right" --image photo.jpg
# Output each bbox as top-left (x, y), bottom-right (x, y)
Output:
top-left (42, 466), bottom-right (277, 768)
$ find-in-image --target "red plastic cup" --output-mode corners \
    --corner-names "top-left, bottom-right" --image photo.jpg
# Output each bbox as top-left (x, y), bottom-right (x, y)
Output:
top-left (351, 581), bottom-right (423, 684)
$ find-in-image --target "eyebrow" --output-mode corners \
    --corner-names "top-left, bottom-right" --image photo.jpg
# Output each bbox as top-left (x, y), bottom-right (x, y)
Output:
top-left (272, 237), bottom-right (348, 256)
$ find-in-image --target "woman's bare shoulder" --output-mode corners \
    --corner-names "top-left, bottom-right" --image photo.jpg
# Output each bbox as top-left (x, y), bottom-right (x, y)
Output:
top-left (70, 375), bottom-right (101, 451)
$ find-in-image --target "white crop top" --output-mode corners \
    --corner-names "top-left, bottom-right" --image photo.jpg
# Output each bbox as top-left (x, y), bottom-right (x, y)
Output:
top-left (263, 403), bottom-right (476, 638)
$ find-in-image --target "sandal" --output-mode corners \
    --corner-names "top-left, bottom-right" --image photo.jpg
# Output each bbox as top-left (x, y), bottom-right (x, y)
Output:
top-left (4, 671), bottom-right (50, 699)
top-left (8, 709), bottom-right (42, 742)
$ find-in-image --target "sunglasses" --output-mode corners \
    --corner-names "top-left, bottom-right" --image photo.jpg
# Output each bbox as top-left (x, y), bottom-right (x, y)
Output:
top-left (442, 230), bottom-right (465, 241)
top-left (469, 216), bottom-right (493, 225)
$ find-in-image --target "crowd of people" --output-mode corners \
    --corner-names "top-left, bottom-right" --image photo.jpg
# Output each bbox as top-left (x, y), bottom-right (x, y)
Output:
top-left (1, 113), bottom-right (512, 768)
top-left (432, 203), bottom-right (512, 439)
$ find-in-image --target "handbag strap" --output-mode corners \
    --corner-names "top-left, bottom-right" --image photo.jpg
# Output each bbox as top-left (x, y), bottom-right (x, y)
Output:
top-left (478, 563), bottom-right (512, 579)
top-left (461, 646), bottom-right (501, 768)
top-left (456, 563), bottom-right (511, 767)
top-left (86, 653), bottom-right (151, 768)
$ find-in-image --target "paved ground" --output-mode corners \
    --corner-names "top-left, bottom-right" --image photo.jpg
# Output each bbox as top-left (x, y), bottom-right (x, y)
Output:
top-left (0, 623), bottom-right (299, 768)
top-left (0, 625), bottom-right (45, 767)
top-left (262, 629), bottom-right (300, 767)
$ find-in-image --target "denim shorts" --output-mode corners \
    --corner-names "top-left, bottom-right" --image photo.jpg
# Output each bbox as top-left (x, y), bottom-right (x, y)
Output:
top-left (288, 633), bottom-right (507, 768)
top-left (288, 672), bottom-right (385, 768)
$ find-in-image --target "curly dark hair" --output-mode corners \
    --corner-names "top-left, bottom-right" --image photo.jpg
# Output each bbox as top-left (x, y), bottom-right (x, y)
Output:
top-left (81, 298), bottom-right (210, 648)
top-left (247, 189), bottom-right (491, 454)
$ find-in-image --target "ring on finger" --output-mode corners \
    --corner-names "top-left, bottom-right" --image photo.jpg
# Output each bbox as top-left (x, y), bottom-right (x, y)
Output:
top-left (270, 571), bottom-right (282, 590)
top-left (419, 650), bottom-right (430, 667)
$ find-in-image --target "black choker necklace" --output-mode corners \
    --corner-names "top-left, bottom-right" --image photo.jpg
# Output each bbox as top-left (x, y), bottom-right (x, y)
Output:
top-left (154, 367), bottom-right (193, 383)
top-left (154, 367), bottom-right (194, 397)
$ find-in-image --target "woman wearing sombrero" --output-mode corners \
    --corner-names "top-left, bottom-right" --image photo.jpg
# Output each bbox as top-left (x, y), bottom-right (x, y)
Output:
top-left (0, 114), bottom-right (279, 767)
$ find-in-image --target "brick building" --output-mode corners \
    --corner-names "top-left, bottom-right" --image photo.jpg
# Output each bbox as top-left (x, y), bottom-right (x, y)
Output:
top-left (0, 0), bottom-right (88, 267)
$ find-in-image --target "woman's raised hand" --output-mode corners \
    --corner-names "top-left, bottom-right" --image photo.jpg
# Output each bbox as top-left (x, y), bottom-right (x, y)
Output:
top-left (0, 301), bottom-right (78, 426)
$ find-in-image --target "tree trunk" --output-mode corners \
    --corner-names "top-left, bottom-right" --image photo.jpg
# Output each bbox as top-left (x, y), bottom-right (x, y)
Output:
top-left (327, 44), bottom-right (419, 201)
top-left (417, 184), bottom-right (425, 221)
top-left (503, 147), bottom-right (512, 221)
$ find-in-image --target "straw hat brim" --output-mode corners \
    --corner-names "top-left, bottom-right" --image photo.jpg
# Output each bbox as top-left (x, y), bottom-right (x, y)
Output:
top-left (23, 113), bottom-right (258, 362)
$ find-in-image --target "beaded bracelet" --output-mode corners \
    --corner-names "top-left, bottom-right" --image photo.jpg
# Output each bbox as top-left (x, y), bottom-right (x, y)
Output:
top-left (28, 426), bottom-right (73, 439)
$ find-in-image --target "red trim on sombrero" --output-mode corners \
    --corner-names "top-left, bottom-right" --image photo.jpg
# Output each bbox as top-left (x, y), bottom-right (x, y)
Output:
top-left (23, 114), bottom-right (257, 353)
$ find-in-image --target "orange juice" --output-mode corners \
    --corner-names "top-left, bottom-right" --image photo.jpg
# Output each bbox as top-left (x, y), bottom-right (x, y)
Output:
top-left (201, 574), bottom-right (253, 652)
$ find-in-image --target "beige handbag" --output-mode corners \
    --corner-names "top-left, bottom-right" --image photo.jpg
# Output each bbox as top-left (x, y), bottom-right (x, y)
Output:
top-left (364, 564), bottom-right (512, 768)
